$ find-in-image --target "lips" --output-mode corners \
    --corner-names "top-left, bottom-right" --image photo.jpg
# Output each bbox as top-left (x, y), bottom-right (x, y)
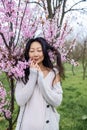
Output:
top-left (33, 58), bottom-right (39, 62)
top-left (34, 59), bottom-right (39, 61)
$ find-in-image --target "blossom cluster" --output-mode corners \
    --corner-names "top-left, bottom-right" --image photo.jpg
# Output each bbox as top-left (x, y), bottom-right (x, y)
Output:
top-left (0, 45), bottom-right (29, 79)
top-left (10, 61), bottom-right (29, 79)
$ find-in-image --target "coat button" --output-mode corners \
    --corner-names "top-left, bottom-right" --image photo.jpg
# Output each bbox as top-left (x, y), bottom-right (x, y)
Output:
top-left (47, 105), bottom-right (49, 108)
top-left (46, 120), bottom-right (49, 123)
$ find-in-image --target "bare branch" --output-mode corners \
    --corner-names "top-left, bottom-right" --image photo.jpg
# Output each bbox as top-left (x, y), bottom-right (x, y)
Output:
top-left (41, 0), bottom-right (46, 10)
top-left (53, 0), bottom-right (55, 13)
top-left (0, 0), bottom-right (5, 8)
top-left (47, 0), bottom-right (53, 18)
top-left (14, 0), bottom-right (21, 40)
top-left (27, 1), bottom-right (43, 8)
top-left (60, 0), bottom-right (67, 25)
top-left (0, 32), bottom-right (9, 49)
top-left (65, 8), bottom-right (87, 13)
top-left (70, 0), bottom-right (86, 9)
top-left (65, 0), bottom-right (87, 13)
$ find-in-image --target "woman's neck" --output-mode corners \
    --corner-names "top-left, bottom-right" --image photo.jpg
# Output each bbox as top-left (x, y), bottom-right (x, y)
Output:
top-left (38, 63), bottom-right (50, 72)
top-left (38, 63), bottom-right (47, 71)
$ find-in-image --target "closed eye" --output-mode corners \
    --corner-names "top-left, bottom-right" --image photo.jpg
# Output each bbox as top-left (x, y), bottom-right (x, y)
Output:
top-left (37, 50), bottom-right (42, 52)
top-left (29, 50), bottom-right (34, 52)
top-left (29, 49), bottom-right (42, 52)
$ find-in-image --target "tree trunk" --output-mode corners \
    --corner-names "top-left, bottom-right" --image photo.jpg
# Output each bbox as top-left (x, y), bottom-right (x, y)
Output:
top-left (83, 68), bottom-right (86, 80)
top-left (7, 77), bottom-right (15, 130)
top-left (72, 65), bottom-right (75, 75)
top-left (82, 64), bottom-right (87, 80)
top-left (82, 42), bottom-right (87, 80)
top-left (47, 0), bottom-right (53, 18)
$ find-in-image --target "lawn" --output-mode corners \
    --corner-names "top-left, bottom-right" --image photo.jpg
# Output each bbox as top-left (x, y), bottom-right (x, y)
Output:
top-left (59, 63), bottom-right (87, 130)
top-left (0, 63), bottom-right (87, 130)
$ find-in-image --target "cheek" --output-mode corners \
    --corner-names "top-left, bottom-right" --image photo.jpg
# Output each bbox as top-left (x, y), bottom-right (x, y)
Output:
top-left (40, 52), bottom-right (44, 56)
top-left (29, 53), bottom-right (33, 58)
top-left (38, 53), bottom-right (44, 61)
top-left (41, 54), bottom-right (44, 60)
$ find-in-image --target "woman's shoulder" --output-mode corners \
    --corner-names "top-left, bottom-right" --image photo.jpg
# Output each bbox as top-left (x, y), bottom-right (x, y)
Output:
top-left (53, 67), bottom-right (59, 74)
top-left (46, 67), bottom-right (59, 78)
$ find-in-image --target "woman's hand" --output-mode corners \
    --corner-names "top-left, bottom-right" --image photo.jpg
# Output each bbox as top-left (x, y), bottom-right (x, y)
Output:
top-left (29, 59), bottom-right (41, 72)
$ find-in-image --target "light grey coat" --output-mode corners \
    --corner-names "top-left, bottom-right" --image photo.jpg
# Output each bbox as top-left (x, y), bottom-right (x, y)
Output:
top-left (15, 68), bottom-right (63, 130)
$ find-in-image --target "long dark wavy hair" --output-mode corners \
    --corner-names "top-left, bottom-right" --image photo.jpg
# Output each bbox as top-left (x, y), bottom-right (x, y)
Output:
top-left (24, 37), bottom-right (65, 84)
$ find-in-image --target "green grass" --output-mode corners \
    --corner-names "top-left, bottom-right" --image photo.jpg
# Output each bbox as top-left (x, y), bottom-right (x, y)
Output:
top-left (58, 63), bottom-right (87, 130)
top-left (0, 63), bottom-right (87, 130)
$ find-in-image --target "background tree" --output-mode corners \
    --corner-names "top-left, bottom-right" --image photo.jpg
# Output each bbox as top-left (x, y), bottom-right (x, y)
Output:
top-left (81, 40), bottom-right (87, 80)
top-left (0, 1), bottom-right (39, 129)
top-left (64, 40), bottom-right (87, 78)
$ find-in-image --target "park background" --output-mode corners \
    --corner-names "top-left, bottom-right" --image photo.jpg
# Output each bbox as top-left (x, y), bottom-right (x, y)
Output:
top-left (0, 0), bottom-right (87, 130)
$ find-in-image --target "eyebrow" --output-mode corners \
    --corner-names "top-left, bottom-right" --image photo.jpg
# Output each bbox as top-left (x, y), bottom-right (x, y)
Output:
top-left (30, 47), bottom-right (42, 49)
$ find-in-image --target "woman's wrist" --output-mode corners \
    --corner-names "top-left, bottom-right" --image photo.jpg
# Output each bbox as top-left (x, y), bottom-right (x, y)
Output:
top-left (30, 67), bottom-right (38, 74)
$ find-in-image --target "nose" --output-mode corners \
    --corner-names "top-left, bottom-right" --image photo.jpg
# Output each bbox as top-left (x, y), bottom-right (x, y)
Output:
top-left (34, 51), bottom-right (38, 56)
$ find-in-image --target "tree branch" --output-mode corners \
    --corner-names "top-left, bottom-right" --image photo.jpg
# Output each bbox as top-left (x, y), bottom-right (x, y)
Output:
top-left (60, 0), bottom-right (66, 25)
top-left (12, 107), bottom-right (20, 126)
top-left (65, 0), bottom-right (87, 13)
top-left (1, 0), bottom-right (5, 8)
top-left (14, 0), bottom-right (21, 42)
top-left (41, 0), bottom-right (46, 10)
top-left (15, 2), bottom-right (28, 46)
top-left (47, 0), bottom-right (53, 18)
top-left (27, 1), bottom-right (43, 8)
top-left (65, 8), bottom-right (87, 13)
top-left (0, 32), bottom-right (9, 49)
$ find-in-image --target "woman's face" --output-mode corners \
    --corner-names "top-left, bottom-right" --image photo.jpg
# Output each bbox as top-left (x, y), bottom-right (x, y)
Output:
top-left (29, 41), bottom-right (44, 64)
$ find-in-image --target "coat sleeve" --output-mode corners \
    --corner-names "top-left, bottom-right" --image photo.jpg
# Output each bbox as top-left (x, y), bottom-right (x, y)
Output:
top-left (38, 71), bottom-right (63, 107)
top-left (15, 68), bottom-right (37, 106)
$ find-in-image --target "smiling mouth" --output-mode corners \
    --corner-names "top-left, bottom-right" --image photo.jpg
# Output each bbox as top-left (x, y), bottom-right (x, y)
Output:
top-left (34, 59), bottom-right (39, 61)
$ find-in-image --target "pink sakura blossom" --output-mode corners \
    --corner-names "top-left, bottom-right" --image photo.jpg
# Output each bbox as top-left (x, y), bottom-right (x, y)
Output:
top-left (3, 109), bottom-right (11, 119)
top-left (0, 86), bottom-right (6, 98)
top-left (61, 54), bottom-right (67, 62)
top-left (70, 59), bottom-right (79, 66)
top-left (10, 61), bottom-right (29, 79)
top-left (41, 19), bottom-right (76, 63)
top-left (42, 19), bottom-right (58, 42)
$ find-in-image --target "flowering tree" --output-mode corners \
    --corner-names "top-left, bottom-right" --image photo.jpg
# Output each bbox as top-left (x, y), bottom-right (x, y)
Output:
top-left (0, 0), bottom-right (77, 129)
top-left (0, 1), bottom-right (39, 129)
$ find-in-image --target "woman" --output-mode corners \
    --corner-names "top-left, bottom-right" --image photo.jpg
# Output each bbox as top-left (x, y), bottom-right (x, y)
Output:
top-left (15, 37), bottom-right (64, 130)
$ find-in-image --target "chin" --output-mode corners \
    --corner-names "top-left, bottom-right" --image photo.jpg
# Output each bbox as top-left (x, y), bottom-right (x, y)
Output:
top-left (37, 61), bottom-right (42, 64)
top-left (37, 61), bottom-right (41, 64)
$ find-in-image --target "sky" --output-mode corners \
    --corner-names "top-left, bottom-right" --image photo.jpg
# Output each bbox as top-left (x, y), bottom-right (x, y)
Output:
top-left (65, 0), bottom-right (87, 43)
